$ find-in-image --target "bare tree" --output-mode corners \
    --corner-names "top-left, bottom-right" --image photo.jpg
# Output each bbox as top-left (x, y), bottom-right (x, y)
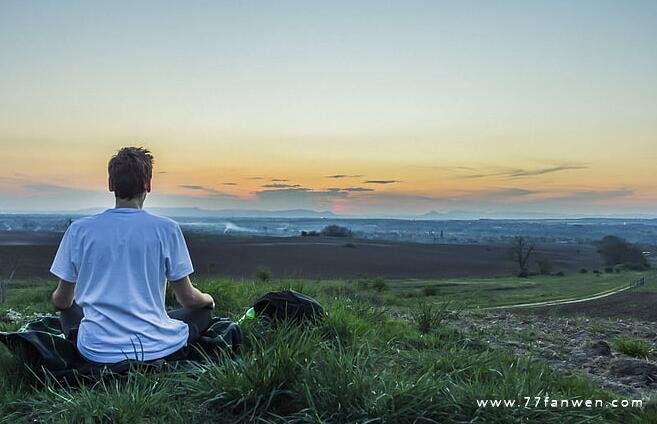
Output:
top-left (511, 236), bottom-right (535, 277)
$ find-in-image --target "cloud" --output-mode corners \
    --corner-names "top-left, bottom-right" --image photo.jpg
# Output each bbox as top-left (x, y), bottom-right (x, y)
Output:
top-left (325, 174), bottom-right (363, 179)
top-left (261, 183), bottom-right (302, 189)
top-left (508, 165), bottom-right (588, 178)
top-left (481, 188), bottom-right (539, 198)
top-left (271, 178), bottom-right (288, 182)
top-left (0, 183), bottom-right (111, 211)
top-left (23, 183), bottom-right (69, 192)
top-left (158, 171), bottom-right (168, 174)
top-left (178, 184), bottom-right (237, 198)
top-left (223, 182), bottom-right (237, 186)
top-left (340, 187), bottom-right (375, 192)
top-left (248, 176), bottom-right (264, 180)
top-left (454, 164), bottom-right (588, 179)
top-left (255, 187), bottom-right (347, 209)
top-left (363, 180), bottom-right (400, 184)
top-left (549, 188), bottom-right (633, 202)
top-left (326, 187), bottom-right (376, 193)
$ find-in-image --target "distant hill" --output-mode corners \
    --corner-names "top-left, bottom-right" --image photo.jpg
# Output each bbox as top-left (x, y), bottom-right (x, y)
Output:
top-left (66, 207), bottom-right (339, 219)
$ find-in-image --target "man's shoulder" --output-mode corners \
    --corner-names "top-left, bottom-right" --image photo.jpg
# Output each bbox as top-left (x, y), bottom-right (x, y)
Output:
top-left (67, 214), bottom-right (98, 230)
top-left (142, 210), bottom-right (180, 229)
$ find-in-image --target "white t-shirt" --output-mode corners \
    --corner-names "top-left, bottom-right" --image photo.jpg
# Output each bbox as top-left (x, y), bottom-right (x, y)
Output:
top-left (50, 208), bottom-right (193, 363)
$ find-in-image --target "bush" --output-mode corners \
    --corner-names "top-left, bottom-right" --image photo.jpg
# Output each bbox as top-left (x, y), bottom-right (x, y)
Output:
top-left (554, 271), bottom-right (565, 277)
top-left (604, 267), bottom-right (614, 273)
top-left (423, 286), bottom-right (438, 297)
top-left (301, 230), bottom-right (320, 237)
top-left (623, 262), bottom-right (651, 271)
top-left (579, 268), bottom-right (588, 274)
top-left (537, 258), bottom-right (553, 275)
top-left (320, 225), bottom-right (353, 237)
top-left (255, 266), bottom-right (272, 283)
top-left (357, 279), bottom-right (370, 290)
top-left (343, 243), bottom-right (357, 248)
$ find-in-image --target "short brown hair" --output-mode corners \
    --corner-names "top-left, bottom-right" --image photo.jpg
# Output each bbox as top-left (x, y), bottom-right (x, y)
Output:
top-left (108, 147), bottom-right (154, 199)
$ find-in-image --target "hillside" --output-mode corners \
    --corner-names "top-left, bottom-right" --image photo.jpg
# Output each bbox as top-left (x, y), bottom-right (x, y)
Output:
top-left (1, 276), bottom-right (655, 422)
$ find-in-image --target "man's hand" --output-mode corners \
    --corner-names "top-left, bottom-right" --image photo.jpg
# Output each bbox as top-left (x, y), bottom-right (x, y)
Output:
top-left (170, 276), bottom-right (215, 309)
top-left (51, 280), bottom-right (75, 310)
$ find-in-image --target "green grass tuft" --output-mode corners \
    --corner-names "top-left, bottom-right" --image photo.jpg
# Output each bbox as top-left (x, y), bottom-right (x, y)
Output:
top-left (613, 337), bottom-right (653, 359)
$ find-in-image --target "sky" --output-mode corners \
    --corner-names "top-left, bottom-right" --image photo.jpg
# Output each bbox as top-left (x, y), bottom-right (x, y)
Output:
top-left (1, 1), bottom-right (656, 217)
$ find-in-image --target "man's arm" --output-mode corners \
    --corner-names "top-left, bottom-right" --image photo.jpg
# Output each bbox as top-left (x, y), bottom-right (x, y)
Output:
top-left (51, 280), bottom-right (75, 310)
top-left (170, 276), bottom-right (214, 309)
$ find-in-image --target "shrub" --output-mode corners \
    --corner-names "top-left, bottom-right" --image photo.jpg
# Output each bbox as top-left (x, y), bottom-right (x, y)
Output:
top-left (423, 286), bottom-right (438, 297)
top-left (623, 262), bottom-right (651, 271)
top-left (320, 225), bottom-right (353, 237)
top-left (579, 268), bottom-right (588, 274)
top-left (255, 266), bottom-right (272, 283)
top-left (371, 277), bottom-right (387, 292)
top-left (537, 258), bottom-right (553, 275)
top-left (301, 230), bottom-right (320, 237)
top-left (554, 271), bottom-right (565, 277)
top-left (343, 243), bottom-right (357, 248)
top-left (604, 267), bottom-right (614, 273)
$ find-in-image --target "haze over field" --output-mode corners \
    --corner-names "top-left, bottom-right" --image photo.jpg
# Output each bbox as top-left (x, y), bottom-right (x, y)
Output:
top-left (1, 1), bottom-right (656, 216)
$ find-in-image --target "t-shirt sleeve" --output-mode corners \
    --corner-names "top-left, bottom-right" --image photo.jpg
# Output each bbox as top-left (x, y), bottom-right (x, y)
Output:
top-left (50, 225), bottom-right (79, 283)
top-left (165, 223), bottom-right (194, 281)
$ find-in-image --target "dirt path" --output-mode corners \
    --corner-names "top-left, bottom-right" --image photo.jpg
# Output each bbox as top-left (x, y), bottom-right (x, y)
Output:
top-left (483, 284), bottom-right (633, 310)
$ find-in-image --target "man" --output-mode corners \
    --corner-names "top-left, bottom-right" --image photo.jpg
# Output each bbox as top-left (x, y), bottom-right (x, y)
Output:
top-left (50, 147), bottom-right (215, 363)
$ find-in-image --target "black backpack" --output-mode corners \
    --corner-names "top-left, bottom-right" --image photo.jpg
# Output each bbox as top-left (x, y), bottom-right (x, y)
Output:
top-left (253, 290), bottom-right (325, 323)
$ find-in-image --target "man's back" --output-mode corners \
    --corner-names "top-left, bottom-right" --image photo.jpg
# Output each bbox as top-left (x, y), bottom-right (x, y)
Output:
top-left (50, 208), bottom-right (193, 363)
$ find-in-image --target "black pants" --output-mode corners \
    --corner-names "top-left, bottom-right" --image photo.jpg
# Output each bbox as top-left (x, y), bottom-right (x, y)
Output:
top-left (60, 303), bottom-right (212, 360)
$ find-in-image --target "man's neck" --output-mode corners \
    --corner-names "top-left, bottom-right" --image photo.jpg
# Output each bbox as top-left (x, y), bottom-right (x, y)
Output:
top-left (115, 197), bottom-right (144, 209)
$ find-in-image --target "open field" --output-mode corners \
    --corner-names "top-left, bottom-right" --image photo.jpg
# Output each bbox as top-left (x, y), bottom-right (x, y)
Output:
top-left (1, 232), bottom-right (652, 422)
top-left (377, 272), bottom-right (641, 309)
top-left (1, 231), bottom-right (605, 280)
top-left (521, 275), bottom-right (657, 321)
top-left (1, 276), bottom-right (654, 423)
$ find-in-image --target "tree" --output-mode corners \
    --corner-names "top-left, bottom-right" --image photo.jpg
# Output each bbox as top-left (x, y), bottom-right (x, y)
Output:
top-left (320, 225), bottom-right (353, 237)
top-left (596, 235), bottom-right (649, 270)
top-left (511, 236), bottom-right (535, 277)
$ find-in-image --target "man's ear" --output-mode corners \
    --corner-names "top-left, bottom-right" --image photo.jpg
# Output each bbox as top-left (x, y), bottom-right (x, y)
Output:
top-left (144, 180), bottom-right (152, 193)
top-left (108, 178), bottom-right (114, 192)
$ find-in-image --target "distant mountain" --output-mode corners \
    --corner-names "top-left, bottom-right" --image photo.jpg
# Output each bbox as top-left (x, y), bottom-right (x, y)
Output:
top-left (65, 207), bottom-right (338, 218)
top-left (417, 210), bottom-right (570, 220)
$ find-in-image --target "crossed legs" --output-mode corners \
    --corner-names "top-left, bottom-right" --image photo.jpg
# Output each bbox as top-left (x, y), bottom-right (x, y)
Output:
top-left (59, 302), bottom-right (212, 345)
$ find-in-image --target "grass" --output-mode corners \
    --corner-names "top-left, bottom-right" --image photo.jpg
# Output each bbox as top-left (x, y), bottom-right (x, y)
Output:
top-left (379, 271), bottom-right (641, 308)
top-left (613, 337), bottom-right (653, 359)
top-left (0, 275), bottom-right (654, 422)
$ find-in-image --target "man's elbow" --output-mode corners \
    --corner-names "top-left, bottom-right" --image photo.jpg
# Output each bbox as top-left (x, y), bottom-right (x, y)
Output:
top-left (51, 291), bottom-right (73, 311)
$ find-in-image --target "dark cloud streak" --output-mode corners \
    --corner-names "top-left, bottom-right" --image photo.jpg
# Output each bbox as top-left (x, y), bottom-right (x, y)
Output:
top-left (363, 180), bottom-right (400, 184)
